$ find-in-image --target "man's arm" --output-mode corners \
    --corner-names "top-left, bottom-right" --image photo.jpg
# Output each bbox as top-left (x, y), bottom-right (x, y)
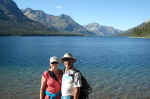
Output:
top-left (73, 87), bottom-right (80, 99)
top-left (73, 72), bottom-right (82, 99)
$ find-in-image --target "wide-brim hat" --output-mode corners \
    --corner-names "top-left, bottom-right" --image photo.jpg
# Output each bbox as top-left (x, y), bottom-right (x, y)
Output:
top-left (49, 56), bottom-right (59, 63)
top-left (61, 53), bottom-right (76, 62)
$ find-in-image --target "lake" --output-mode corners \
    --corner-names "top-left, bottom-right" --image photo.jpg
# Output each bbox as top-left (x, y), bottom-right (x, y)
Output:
top-left (0, 36), bottom-right (150, 99)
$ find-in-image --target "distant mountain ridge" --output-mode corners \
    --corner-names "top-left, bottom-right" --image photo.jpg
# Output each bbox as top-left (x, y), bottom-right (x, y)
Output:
top-left (23, 8), bottom-right (91, 34)
top-left (85, 23), bottom-right (122, 36)
top-left (23, 8), bottom-right (123, 36)
top-left (0, 0), bottom-right (123, 36)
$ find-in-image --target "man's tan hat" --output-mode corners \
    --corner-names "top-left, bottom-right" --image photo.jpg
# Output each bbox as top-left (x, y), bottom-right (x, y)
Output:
top-left (61, 53), bottom-right (76, 62)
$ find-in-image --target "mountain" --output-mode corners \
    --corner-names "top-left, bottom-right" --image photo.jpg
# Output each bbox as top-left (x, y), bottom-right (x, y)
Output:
top-left (0, 0), bottom-right (123, 36)
top-left (22, 8), bottom-right (57, 30)
top-left (85, 23), bottom-right (122, 36)
top-left (121, 19), bottom-right (150, 37)
top-left (23, 8), bottom-right (91, 34)
top-left (0, 0), bottom-right (85, 36)
top-left (0, 0), bottom-right (28, 22)
top-left (0, 0), bottom-right (58, 35)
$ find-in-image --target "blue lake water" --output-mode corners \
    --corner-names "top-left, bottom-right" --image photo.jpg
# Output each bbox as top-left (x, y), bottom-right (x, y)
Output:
top-left (0, 36), bottom-right (150, 99)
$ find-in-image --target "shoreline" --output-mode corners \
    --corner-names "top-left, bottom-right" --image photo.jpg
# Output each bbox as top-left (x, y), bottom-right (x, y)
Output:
top-left (0, 33), bottom-right (99, 37)
top-left (128, 36), bottom-right (150, 39)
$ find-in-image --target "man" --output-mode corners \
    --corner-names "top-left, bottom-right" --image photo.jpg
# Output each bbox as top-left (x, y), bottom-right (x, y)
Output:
top-left (61, 53), bottom-right (82, 99)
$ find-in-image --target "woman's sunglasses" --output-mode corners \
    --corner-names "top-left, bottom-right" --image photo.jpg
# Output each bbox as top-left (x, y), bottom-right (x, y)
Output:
top-left (51, 62), bottom-right (59, 64)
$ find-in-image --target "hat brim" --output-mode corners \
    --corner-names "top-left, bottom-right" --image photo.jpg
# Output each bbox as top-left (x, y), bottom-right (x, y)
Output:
top-left (50, 61), bottom-right (59, 64)
top-left (61, 57), bottom-right (76, 63)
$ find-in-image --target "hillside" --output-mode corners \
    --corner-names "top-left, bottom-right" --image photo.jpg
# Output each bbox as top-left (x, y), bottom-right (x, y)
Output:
top-left (121, 19), bottom-right (150, 37)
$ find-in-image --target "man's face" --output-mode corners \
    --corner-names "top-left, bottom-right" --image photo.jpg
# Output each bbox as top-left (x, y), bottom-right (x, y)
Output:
top-left (63, 59), bottom-right (73, 68)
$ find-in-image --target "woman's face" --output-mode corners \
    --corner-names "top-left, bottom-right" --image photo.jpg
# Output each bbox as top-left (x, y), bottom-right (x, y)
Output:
top-left (50, 62), bottom-right (59, 70)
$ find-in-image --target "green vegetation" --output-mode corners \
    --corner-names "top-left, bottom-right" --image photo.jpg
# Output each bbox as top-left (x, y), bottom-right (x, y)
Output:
top-left (131, 22), bottom-right (150, 37)
top-left (120, 21), bottom-right (150, 38)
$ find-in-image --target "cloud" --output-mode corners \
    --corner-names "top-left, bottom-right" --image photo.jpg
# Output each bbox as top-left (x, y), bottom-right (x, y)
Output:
top-left (56, 5), bottom-right (63, 9)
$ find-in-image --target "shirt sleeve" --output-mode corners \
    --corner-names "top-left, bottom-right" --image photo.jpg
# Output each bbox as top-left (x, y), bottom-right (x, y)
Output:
top-left (73, 72), bottom-right (82, 87)
top-left (42, 71), bottom-right (48, 79)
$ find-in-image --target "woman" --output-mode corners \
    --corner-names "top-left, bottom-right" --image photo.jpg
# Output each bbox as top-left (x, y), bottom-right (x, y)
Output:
top-left (40, 56), bottom-right (63, 99)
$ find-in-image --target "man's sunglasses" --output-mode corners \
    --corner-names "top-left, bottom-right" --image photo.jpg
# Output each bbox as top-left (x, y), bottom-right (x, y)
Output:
top-left (51, 62), bottom-right (59, 64)
top-left (63, 58), bottom-right (72, 61)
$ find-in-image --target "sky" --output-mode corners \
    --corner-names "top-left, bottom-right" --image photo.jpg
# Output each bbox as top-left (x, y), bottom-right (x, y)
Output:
top-left (13, 0), bottom-right (150, 30)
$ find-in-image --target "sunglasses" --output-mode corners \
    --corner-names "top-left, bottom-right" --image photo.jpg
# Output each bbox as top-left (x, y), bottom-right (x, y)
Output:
top-left (51, 62), bottom-right (59, 64)
top-left (63, 58), bottom-right (73, 61)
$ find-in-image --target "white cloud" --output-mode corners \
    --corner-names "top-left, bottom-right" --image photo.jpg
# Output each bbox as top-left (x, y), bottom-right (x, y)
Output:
top-left (56, 5), bottom-right (63, 9)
